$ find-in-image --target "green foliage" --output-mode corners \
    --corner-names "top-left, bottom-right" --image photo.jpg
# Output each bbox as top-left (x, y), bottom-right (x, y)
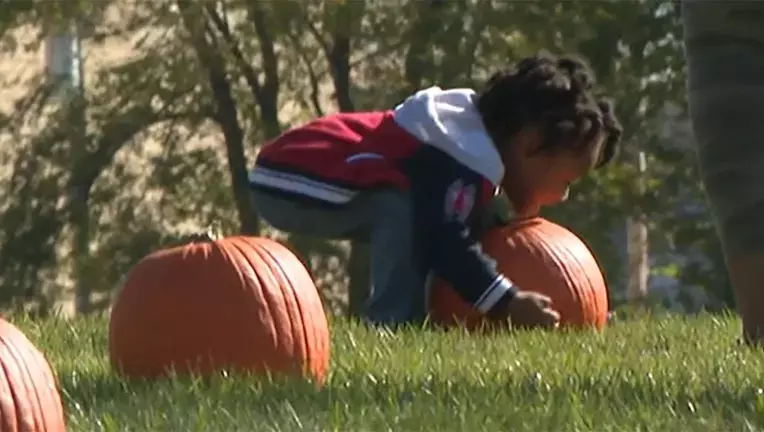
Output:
top-left (0, 0), bottom-right (727, 313)
top-left (15, 314), bottom-right (764, 430)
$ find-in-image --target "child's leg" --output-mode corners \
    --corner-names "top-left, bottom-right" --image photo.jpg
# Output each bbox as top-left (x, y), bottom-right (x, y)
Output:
top-left (683, 2), bottom-right (764, 343)
top-left (253, 188), bottom-right (367, 239)
top-left (252, 188), bottom-right (427, 326)
top-left (362, 191), bottom-right (428, 327)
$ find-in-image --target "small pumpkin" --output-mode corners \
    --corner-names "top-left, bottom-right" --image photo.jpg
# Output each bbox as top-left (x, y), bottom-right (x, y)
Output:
top-left (429, 217), bottom-right (609, 331)
top-left (0, 318), bottom-right (66, 432)
top-left (109, 234), bottom-right (330, 384)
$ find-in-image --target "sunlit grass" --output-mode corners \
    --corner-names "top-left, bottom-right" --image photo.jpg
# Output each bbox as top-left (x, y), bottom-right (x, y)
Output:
top-left (12, 313), bottom-right (764, 431)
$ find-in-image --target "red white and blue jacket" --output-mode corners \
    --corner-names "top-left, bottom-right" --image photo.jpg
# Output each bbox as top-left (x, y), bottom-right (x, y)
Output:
top-left (249, 87), bottom-right (518, 315)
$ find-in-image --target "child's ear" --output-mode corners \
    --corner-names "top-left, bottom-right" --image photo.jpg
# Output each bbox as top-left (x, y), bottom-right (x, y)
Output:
top-left (509, 127), bottom-right (545, 158)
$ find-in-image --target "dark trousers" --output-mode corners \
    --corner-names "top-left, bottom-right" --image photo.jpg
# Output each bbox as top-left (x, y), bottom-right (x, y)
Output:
top-left (683, 1), bottom-right (764, 256)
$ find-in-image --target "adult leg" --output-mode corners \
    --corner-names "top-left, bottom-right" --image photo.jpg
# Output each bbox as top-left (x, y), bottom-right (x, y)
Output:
top-left (682, 2), bottom-right (764, 344)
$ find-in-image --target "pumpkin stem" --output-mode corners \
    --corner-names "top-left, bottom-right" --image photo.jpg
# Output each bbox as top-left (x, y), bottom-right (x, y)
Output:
top-left (177, 225), bottom-right (224, 244)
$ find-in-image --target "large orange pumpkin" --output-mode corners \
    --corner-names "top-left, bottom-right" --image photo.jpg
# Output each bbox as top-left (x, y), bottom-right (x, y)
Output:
top-left (109, 235), bottom-right (330, 384)
top-left (0, 318), bottom-right (66, 432)
top-left (429, 217), bottom-right (609, 331)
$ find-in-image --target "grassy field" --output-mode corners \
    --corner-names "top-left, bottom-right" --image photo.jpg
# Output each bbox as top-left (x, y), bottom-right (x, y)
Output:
top-left (12, 313), bottom-right (764, 431)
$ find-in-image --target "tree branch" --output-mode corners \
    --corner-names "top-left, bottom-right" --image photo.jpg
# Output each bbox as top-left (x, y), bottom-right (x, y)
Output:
top-left (245, 1), bottom-right (281, 138)
top-left (349, 38), bottom-right (409, 69)
top-left (286, 31), bottom-right (326, 117)
top-left (247, 1), bottom-right (279, 100)
top-left (329, 34), bottom-right (354, 112)
top-left (299, 4), bottom-right (355, 112)
top-left (71, 104), bottom-right (193, 195)
top-left (204, 4), bottom-right (264, 104)
top-left (300, 11), bottom-right (331, 58)
top-left (177, 0), bottom-right (260, 234)
top-left (206, 2), bottom-right (280, 138)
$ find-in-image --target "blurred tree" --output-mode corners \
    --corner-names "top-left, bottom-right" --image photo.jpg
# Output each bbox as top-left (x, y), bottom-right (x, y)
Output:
top-left (0, 0), bottom-right (725, 316)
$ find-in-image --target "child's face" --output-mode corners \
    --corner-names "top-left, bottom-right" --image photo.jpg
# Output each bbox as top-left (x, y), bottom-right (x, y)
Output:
top-left (501, 128), bottom-right (605, 211)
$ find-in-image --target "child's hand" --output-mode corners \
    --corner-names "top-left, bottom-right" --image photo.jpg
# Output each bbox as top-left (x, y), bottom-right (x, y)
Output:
top-left (506, 291), bottom-right (560, 329)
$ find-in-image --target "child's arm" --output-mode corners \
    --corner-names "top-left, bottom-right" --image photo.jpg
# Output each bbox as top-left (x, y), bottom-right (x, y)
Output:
top-left (414, 159), bottom-right (518, 317)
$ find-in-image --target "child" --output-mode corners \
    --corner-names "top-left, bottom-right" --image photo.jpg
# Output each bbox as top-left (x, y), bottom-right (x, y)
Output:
top-left (248, 51), bottom-right (622, 329)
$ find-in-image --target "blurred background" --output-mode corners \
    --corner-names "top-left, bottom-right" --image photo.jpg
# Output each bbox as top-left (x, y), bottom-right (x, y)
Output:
top-left (0, 0), bottom-right (725, 319)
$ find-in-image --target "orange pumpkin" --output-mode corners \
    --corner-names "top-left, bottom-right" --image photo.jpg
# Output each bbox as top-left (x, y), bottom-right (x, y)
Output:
top-left (429, 217), bottom-right (609, 331)
top-left (109, 235), bottom-right (330, 384)
top-left (0, 318), bottom-right (66, 432)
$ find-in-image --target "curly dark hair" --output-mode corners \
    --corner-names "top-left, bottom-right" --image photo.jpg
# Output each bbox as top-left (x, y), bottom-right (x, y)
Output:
top-left (594, 97), bottom-right (622, 167)
top-left (476, 50), bottom-right (622, 169)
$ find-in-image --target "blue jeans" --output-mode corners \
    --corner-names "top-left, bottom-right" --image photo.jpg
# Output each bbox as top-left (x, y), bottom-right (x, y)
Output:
top-left (251, 188), bottom-right (429, 327)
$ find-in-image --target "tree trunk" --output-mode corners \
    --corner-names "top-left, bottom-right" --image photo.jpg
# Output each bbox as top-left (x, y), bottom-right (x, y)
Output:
top-left (345, 242), bottom-right (370, 318)
top-left (68, 87), bottom-right (92, 315)
top-left (207, 69), bottom-right (261, 235)
top-left (70, 182), bottom-right (92, 314)
top-left (627, 151), bottom-right (649, 304)
top-left (626, 216), bottom-right (649, 302)
top-left (179, 2), bottom-right (260, 235)
top-left (326, 33), bottom-right (369, 317)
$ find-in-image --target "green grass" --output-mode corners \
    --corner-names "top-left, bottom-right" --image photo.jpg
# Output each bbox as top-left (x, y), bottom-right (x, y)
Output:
top-left (11, 313), bottom-right (764, 431)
